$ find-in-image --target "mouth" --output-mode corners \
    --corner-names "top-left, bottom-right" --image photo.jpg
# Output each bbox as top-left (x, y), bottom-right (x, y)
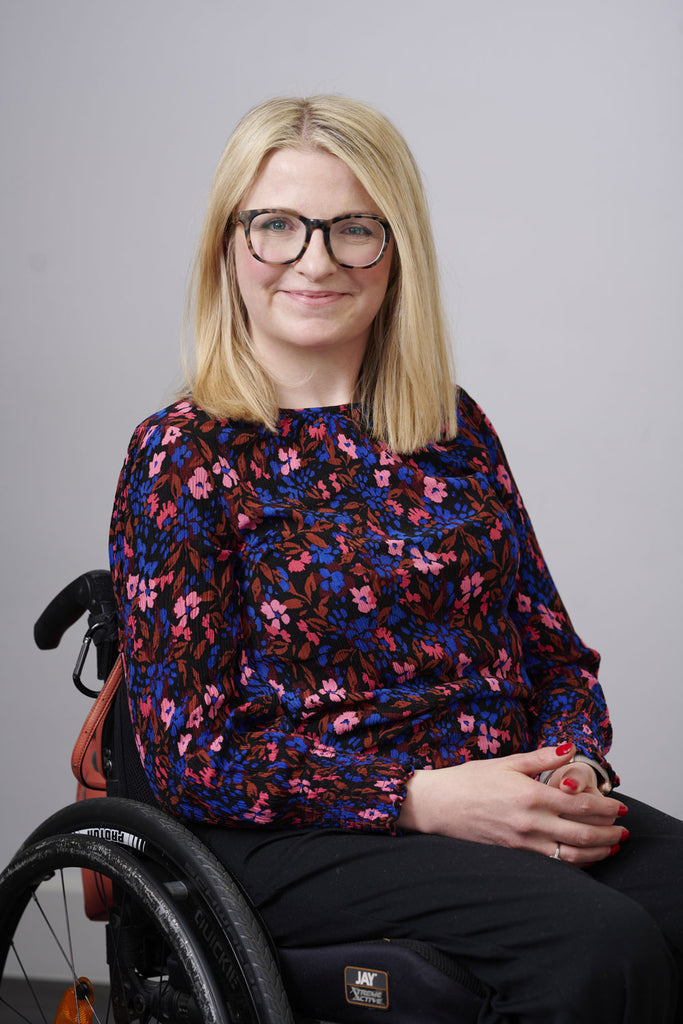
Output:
top-left (281, 290), bottom-right (348, 307)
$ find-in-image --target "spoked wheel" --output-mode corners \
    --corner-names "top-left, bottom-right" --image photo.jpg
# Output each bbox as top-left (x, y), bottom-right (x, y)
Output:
top-left (0, 834), bottom-right (230, 1023)
top-left (0, 801), bottom-right (294, 1024)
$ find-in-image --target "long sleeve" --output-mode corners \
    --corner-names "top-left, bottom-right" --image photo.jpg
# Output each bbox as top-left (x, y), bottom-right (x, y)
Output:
top-left (465, 395), bottom-right (616, 783)
top-left (109, 405), bottom-right (411, 829)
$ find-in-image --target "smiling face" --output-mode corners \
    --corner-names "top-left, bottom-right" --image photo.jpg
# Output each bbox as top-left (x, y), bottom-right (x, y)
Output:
top-left (233, 148), bottom-right (393, 399)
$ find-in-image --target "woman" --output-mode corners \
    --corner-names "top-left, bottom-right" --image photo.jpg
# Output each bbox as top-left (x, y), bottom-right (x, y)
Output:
top-left (109, 96), bottom-right (682, 1022)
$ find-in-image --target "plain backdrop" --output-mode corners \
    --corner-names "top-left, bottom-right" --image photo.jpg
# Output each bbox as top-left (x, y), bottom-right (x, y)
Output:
top-left (1, 0), bottom-right (681, 880)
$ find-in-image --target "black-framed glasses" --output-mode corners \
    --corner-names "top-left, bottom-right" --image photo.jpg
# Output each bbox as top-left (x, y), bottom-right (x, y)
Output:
top-left (234, 209), bottom-right (391, 269)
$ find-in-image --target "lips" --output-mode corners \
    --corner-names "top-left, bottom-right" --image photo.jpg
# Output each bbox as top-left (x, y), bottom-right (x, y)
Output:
top-left (281, 290), bottom-right (347, 307)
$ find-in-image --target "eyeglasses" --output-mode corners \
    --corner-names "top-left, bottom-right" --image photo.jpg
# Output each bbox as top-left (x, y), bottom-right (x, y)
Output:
top-left (234, 209), bottom-right (391, 269)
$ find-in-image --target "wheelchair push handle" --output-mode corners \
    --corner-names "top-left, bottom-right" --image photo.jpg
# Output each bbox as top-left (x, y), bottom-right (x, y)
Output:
top-left (34, 570), bottom-right (119, 696)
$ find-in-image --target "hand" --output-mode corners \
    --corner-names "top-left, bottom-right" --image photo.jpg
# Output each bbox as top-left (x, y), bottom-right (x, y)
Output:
top-left (397, 744), bottom-right (627, 866)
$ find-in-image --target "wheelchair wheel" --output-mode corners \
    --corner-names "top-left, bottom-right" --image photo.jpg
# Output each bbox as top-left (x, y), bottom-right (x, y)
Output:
top-left (0, 800), bottom-right (294, 1024)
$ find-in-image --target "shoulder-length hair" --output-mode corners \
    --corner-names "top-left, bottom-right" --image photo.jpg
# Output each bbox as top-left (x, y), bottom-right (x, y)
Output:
top-left (185, 95), bottom-right (456, 452)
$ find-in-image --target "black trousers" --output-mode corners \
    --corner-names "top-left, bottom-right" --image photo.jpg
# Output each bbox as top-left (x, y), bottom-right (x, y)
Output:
top-left (196, 795), bottom-right (682, 1024)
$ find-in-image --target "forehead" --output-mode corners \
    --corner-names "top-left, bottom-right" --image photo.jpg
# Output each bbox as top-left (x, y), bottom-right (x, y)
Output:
top-left (242, 148), bottom-right (382, 218)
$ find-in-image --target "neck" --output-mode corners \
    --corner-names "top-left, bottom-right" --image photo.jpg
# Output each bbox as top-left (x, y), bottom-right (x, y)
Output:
top-left (254, 337), bottom-right (367, 410)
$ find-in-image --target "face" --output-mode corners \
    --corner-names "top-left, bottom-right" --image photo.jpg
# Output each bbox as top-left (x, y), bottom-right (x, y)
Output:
top-left (233, 148), bottom-right (392, 375)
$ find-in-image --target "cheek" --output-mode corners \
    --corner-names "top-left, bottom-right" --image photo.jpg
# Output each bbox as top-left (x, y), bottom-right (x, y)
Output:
top-left (234, 243), bottom-right (281, 311)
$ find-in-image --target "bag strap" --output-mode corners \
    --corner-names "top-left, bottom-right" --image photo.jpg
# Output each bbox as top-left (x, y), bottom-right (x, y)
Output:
top-left (71, 654), bottom-right (123, 790)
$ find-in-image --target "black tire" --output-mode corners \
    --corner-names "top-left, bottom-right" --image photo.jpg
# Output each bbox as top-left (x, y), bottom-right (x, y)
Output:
top-left (0, 833), bottom-right (229, 1023)
top-left (0, 800), bottom-right (294, 1024)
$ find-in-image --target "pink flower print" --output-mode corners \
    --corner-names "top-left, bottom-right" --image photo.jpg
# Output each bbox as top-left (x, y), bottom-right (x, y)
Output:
top-left (308, 423), bottom-right (326, 439)
top-left (489, 518), bottom-right (503, 540)
top-left (210, 735), bottom-right (224, 753)
top-left (174, 591), bottom-right (200, 622)
top-left (304, 692), bottom-right (323, 712)
top-left (138, 579), bottom-right (158, 610)
top-left (329, 472), bottom-right (342, 493)
top-left (147, 493), bottom-right (159, 517)
top-left (495, 648), bottom-right (512, 676)
top-left (213, 456), bottom-right (239, 489)
top-left (408, 507), bottom-right (429, 526)
top-left (424, 476), bottom-right (447, 503)
top-left (379, 449), bottom-right (397, 466)
top-left (174, 401), bottom-right (194, 416)
top-left (337, 434), bottom-right (358, 458)
top-left (156, 501), bottom-right (177, 528)
top-left (148, 451), bottom-right (166, 478)
top-left (188, 466), bottom-right (212, 499)
top-left (178, 734), bottom-right (191, 756)
top-left (392, 660), bottom-right (416, 682)
top-left (359, 808), bottom-right (386, 822)
top-left (386, 537), bottom-right (404, 557)
top-left (387, 499), bottom-right (403, 516)
top-left (333, 710), bottom-right (360, 735)
top-left (203, 685), bottom-right (226, 720)
top-left (455, 652), bottom-right (472, 677)
top-left (458, 713), bottom-right (475, 734)
top-left (187, 705), bottom-right (204, 729)
top-left (278, 447), bottom-right (301, 475)
top-left (321, 678), bottom-right (346, 702)
top-left (260, 599), bottom-right (291, 632)
top-left (139, 696), bottom-right (153, 719)
top-left (160, 698), bottom-right (176, 730)
top-left (376, 627), bottom-right (397, 652)
top-left (162, 426), bottom-right (181, 446)
top-left (516, 593), bottom-right (532, 614)
top-left (316, 479), bottom-right (331, 500)
top-left (486, 676), bottom-right (501, 692)
top-left (410, 547), bottom-right (444, 576)
top-left (199, 766), bottom-right (216, 788)
top-left (351, 586), bottom-right (377, 613)
top-left (460, 572), bottom-right (484, 598)
top-left (496, 463), bottom-right (512, 494)
top-left (539, 604), bottom-right (563, 630)
top-left (312, 742), bottom-right (337, 759)
top-left (269, 678), bottom-right (286, 700)
top-left (289, 550), bottom-right (312, 572)
top-left (374, 469), bottom-right (390, 487)
top-left (126, 574), bottom-right (140, 600)
top-left (201, 612), bottom-right (215, 645)
top-left (477, 725), bottom-right (501, 755)
top-left (142, 425), bottom-right (159, 446)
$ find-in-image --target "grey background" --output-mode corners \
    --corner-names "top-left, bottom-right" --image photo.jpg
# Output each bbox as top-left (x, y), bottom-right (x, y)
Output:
top-left (1, 0), bottom-right (681, 884)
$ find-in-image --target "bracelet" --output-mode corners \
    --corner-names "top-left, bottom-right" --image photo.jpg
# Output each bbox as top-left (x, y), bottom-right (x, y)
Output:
top-left (539, 754), bottom-right (612, 794)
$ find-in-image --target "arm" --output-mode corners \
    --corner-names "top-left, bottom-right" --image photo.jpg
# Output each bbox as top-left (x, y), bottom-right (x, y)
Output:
top-left (109, 407), bottom-right (411, 829)
top-left (464, 393), bottom-right (617, 786)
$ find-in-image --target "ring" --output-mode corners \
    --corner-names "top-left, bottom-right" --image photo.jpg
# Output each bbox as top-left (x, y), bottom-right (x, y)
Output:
top-left (551, 844), bottom-right (562, 860)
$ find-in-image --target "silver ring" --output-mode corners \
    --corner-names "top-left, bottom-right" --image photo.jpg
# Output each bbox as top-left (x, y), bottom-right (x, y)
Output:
top-left (551, 844), bottom-right (562, 860)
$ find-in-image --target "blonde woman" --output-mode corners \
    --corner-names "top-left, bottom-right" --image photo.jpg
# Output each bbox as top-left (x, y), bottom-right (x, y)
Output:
top-left (110, 96), bottom-right (682, 1022)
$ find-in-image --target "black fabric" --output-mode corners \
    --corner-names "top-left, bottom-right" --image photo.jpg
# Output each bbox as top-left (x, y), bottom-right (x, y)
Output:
top-left (110, 683), bottom-right (157, 806)
top-left (195, 796), bottom-right (683, 1024)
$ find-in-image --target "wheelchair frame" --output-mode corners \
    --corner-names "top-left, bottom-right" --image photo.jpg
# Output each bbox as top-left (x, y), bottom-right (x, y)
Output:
top-left (0, 571), bottom-right (487, 1023)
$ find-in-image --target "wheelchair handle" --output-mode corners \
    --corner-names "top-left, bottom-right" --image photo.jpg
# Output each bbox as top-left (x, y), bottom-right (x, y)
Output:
top-left (34, 570), bottom-right (116, 651)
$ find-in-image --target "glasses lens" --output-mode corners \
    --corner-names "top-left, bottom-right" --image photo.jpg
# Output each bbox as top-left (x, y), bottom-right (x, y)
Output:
top-left (329, 216), bottom-right (386, 267)
top-left (248, 212), bottom-right (306, 263)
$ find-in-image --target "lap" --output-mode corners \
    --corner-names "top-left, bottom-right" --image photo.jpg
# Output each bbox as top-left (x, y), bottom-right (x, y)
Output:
top-left (195, 794), bottom-right (682, 1022)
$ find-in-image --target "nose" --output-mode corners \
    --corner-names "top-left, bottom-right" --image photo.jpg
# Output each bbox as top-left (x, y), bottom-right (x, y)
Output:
top-left (295, 226), bottom-right (337, 279)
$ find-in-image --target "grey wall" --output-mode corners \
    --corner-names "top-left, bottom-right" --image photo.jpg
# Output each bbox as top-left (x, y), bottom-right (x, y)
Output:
top-left (1, 0), bottom-right (681, 883)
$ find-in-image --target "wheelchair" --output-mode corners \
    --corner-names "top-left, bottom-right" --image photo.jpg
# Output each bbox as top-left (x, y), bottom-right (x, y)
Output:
top-left (0, 571), bottom-right (488, 1023)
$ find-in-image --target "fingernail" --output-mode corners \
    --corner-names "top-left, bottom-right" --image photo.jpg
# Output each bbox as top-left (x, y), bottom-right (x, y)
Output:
top-left (609, 845), bottom-right (621, 857)
top-left (562, 778), bottom-right (578, 791)
top-left (618, 804), bottom-right (628, 817)
top-left (556, 742), bottom-right (573, 756)
top-left (620, 828), bottom-right (630, 842)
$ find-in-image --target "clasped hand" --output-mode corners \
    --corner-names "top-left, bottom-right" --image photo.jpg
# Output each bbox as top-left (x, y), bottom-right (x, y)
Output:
top-left (397, 744), bottom-right (627, 866)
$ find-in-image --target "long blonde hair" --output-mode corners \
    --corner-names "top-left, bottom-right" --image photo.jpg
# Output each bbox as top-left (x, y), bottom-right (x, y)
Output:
top-left (185, 95), bottom-right (456, 452)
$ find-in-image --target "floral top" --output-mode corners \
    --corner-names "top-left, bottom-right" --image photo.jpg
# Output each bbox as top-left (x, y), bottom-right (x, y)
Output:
top-left (109, 389), bottom-right (615, 831)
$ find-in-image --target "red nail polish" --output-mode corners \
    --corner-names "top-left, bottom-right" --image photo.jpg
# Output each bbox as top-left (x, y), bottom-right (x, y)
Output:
top-left (556, 742), bottom-right (573, 756)
top-left (609, 845), bottom-right (621, 857)
top-left (562, 778), bottom-right (578, 791)
top-left (620, 828), bottom-right (630, 842)
top-left (618, 804), bottom-right (628, 817)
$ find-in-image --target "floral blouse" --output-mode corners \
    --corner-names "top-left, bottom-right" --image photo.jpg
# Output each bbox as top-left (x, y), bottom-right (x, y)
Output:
top-left (109, 389), bottom-right (615, 831)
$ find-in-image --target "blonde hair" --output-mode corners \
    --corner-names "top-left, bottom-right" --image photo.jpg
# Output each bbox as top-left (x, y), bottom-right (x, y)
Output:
top-left (185, 95), bottom-right (456, 452)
